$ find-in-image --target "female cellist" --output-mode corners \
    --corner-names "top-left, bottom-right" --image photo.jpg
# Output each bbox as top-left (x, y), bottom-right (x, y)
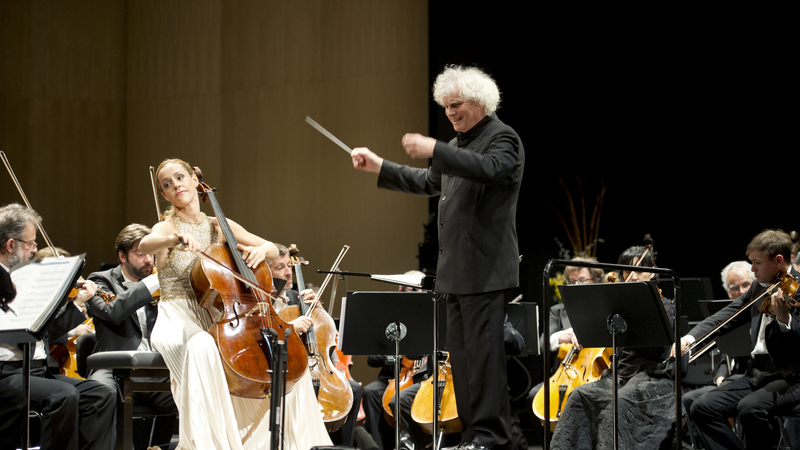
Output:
top-left (550, 245), bottom-right (678, 450)
top-left (139, 158), bottom-right (331, 450)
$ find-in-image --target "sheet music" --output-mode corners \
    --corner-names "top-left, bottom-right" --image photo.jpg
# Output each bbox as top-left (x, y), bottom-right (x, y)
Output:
top-left (370, 273), bottom-right (424, 288)
top-left (337, 295), bottom-right (348, 351)
top-left (0, 255), bottom-right (84, 333)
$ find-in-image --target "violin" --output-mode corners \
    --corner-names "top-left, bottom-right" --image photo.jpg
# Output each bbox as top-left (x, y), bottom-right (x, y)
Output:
top-left (277, 245), bottom-right (353, 432)
top-left (410, 352), bottom-right (461, 436)
top-left (683, 270), bottom-right (799, 360)
top-left (758, 271), bottom-right (799, 315)
top-left (189, 167), bottom-right (308, 398)
top-left (532, 344), bottom-right (612, 431)
top-left (51, 285), bottom-right (116, 379)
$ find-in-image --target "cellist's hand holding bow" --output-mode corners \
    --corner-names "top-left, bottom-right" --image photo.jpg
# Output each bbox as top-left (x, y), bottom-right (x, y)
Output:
top-left (171, 233), bottom-right (203, 253)
top-left (670, 336), bottom-right (693, 358)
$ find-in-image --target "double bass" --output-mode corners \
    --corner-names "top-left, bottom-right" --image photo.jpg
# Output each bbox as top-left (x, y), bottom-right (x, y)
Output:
top-left (189, 169), bottom-right (308, 397)
top-left (277, 246), bottom-right (353, 432)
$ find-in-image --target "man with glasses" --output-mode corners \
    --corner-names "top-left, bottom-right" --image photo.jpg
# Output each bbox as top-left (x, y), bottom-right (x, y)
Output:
top-left (545, 257), bottom-right (605, 353)
top-left (0, 203), bottom-right (115, 450)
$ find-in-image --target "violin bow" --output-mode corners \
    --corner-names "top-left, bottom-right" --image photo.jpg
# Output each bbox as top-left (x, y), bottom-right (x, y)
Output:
top-left (623, 245), bottom-right (650, 282)
top-left (149, 166), bottom-right (162, 221)
top-left (0, 151), bottom-right (61, 257)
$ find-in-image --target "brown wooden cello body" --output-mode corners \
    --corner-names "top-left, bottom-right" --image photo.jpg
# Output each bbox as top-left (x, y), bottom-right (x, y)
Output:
top-left (410, 354), bottom-right (461, 435)
top-left (382, 356), bottom-right (423, 426)
top-left (532, 344), bottom-right (612, 431)
top-left (190, 172), bottom-right (308, 398)
top-left (276, 250), bottom-right (353, 431)
top-left (278, 303), bottom-right (353, 431)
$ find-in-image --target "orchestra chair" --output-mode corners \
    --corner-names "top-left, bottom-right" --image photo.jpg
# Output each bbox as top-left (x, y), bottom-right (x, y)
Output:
top-left (85, 350), bottom-right (172, 450)
top-left (776, 415), bottom-right (800, 450)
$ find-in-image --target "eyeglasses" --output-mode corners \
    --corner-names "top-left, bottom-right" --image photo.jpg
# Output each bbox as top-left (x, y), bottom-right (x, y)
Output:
top-left (567, 278), bottom-right (593, 285)
top-left (14, 238), bottom-right (38, 250)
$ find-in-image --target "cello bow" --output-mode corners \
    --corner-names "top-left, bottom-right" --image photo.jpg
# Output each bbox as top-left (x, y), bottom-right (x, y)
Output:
top-left (1, 151), bottom-right (61, 257)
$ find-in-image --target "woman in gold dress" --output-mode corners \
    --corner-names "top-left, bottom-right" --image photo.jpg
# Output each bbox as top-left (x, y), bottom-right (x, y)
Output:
top-left (139, 158), bottom-right (331, 450)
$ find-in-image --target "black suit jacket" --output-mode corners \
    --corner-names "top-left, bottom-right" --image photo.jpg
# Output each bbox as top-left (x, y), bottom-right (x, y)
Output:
top-left (85, 266), bottom-right (157, 353)
top-left (539, 303), bottom-right (571, 352)
top-left (688, 267), bottom-right (800, 373)
top-left (766, 293), bottom-right (800, 377)
top-left (377, 114), bottom-right (524, 295)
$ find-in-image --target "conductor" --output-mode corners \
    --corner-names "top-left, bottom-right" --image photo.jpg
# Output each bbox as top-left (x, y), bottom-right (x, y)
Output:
top-left (351, 64), bottom-right (525, 450)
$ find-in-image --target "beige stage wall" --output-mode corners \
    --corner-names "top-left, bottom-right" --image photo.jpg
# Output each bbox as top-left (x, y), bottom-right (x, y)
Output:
top-left (1, 1), bottom-right (430, 380)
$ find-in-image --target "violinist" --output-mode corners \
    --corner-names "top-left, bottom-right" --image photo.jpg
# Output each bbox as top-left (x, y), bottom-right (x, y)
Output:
top-left (138, 159), bottom-right (329, 450)
top-left (675, 229), bottom-right (800, 450)
top-left (268, 244), bottom-right (359, 447)
top-left (680, 261), bottom-right (753, 420)
top-left (0, 203), bottom-right (116, 450)
top-left (551, 245), bottom-right (677, 450)
top-left (84, 223), bottom-right (178, 449)
top-left (34, 246), bottom-right (95, 375)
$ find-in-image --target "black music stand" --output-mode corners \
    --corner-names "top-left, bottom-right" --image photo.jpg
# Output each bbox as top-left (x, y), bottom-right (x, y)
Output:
top-left (0, 256), bottom-right (85, 450)
top-left (339, 291), bottom-right (443, 450)
top-left (559, 281), bottom-right (673, 450)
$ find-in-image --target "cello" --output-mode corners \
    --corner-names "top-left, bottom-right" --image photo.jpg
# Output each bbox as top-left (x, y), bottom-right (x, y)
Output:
top-left (189, 168), bottom-right (308, 398)
top-left (382, 356), bottom-right (425, 425)
top-left (277, 246), bottom-right (354, 432)
top-left (410, 352), bottom-right (462, 437)
top-left (532, 344), bottom-right (612, 431)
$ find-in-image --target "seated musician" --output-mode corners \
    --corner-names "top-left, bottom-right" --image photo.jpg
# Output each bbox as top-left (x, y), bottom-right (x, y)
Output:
top-left (33, 247), bottom-right (95, 374)
top-left (550, 245), bottom-right (677, 450)
top-left (681, 261), bottom-right (753, 421)
top-left (544, 257), bottom-right (604, 354)
top-left (527, 257), bottom-right (604, 424)
top-left (0, 256), bottom-right (25, 449)
top-left (84, 223), bottom-right (178, 449)
top-left (674, 230), bottom-right (800, 450)
top-left (268, 243), bottom-right (363, 447)
top-left (0, 203), bottom-right (116, 450)
top-left (139, 158), bottom-right (331, 450)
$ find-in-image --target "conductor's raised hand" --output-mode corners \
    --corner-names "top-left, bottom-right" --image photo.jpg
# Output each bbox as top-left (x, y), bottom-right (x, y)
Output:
top-left (351, 147), bottom-right (384, 174)
top-left (401, 133), bottom-right (436, 159)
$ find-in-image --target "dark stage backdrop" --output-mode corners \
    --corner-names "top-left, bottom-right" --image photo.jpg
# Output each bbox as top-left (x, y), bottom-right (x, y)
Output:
top-left (426, 5), bottom-right (797, 307)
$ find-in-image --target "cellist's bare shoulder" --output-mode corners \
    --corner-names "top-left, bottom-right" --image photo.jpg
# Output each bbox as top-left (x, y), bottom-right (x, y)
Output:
top-left (151, 218), bottom-right (178, 236)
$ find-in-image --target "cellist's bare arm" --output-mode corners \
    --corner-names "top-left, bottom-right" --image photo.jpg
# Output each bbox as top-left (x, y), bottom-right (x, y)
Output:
top-left (139, 220), bottom-right (183, 262)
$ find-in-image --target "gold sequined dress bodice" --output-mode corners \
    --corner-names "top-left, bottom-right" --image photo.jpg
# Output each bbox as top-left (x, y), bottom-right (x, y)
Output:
top-left (156, 213), bottom-right (219, 303)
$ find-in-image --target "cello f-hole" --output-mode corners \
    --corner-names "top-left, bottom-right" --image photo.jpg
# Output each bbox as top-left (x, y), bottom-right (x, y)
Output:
top-left (230, 301), bottom-right (241, 328)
